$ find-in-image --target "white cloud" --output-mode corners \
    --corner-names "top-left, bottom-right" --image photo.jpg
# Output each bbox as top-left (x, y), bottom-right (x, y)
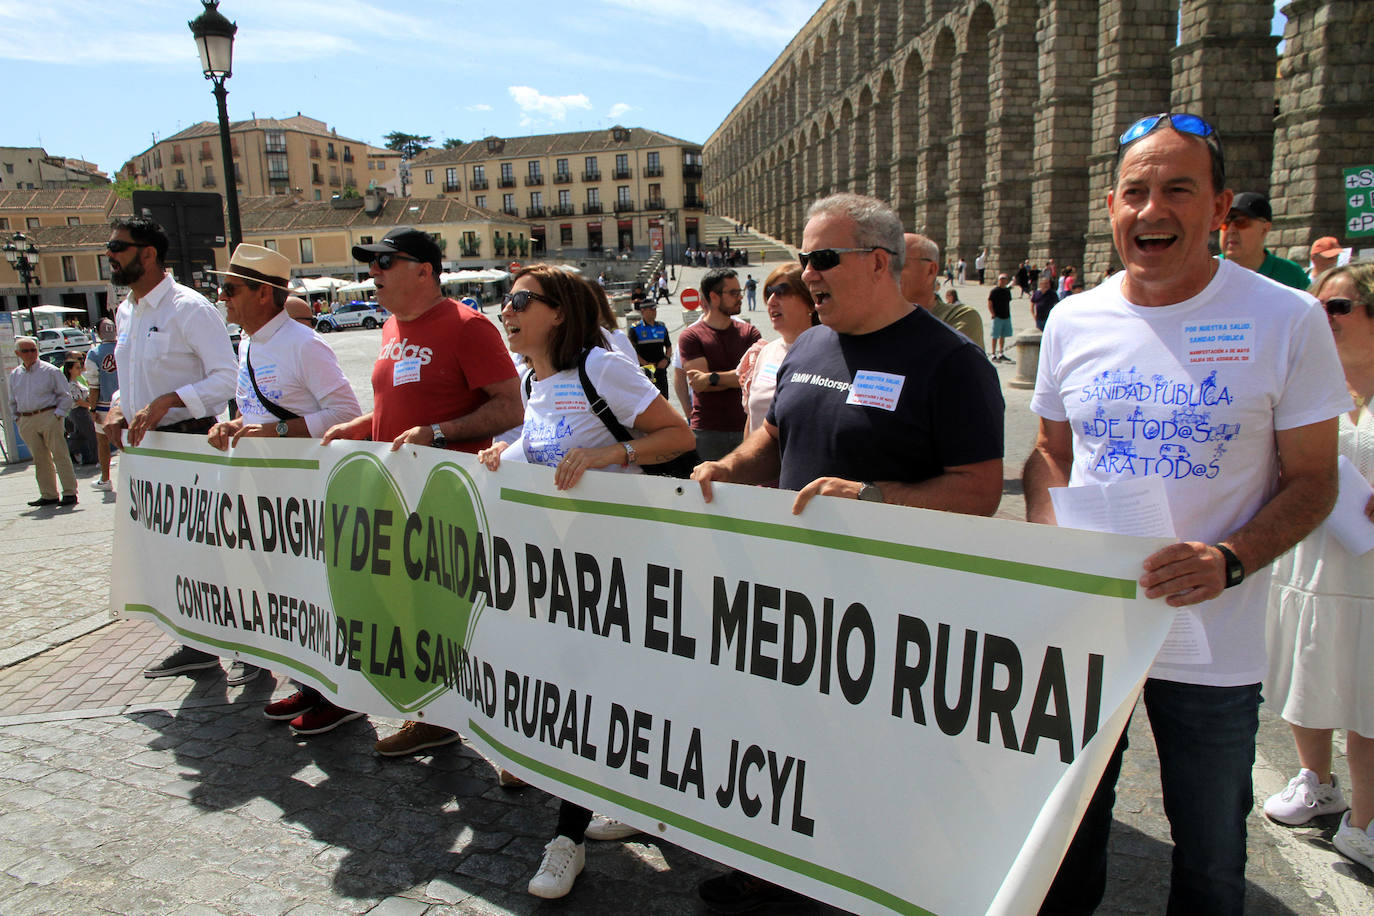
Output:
top-left (507, 86), bottom-right (593, 126)
top-left (607, 102), bottom-right (633, 119)
top-left (596, 0), bottom-right (814, 46)
top-left (466, 103), bottom-right (494, 112)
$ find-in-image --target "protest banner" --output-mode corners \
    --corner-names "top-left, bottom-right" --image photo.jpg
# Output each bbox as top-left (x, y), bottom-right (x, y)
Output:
top-left (111, 433), bottom-right (1175, 916)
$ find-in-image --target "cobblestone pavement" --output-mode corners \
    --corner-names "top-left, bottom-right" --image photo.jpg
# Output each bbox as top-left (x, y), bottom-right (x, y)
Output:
top-left (2, 274), bottom-right (1372, 914)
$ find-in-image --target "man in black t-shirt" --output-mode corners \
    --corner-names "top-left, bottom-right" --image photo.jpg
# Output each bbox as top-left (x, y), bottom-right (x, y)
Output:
top-left (628, 302), bottom-right (671, 397)
top-left (689, 192), bottom-right (1004, 913)
top-left (987, 273), bottom-right (1014, 363)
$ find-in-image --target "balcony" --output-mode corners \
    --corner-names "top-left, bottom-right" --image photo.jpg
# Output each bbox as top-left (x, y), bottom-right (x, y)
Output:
top-left (310, 147), bottom-right (321, 158)
top-left (312, 172), bottom-right (323, 184)
top-left (524, 174), bottom-right (544, 186)
top-left (498, 176), bottom-right (516, 188)
top-left (443, 181), bottom-right (461, 193)
top-left (344, 178), bottom-right (357, 189)
top-left (682, 163), bottom-right (702, 178)
top-left (199, 150), bottom-right (213, 161)
top-left (268, 172), bottom-right (290, 184)
top-left (644, 165), bottom-right (663, 178)
top-left (553, 172), bottom-right (572, 184)
top-left (327, 150), bottom-right (338, 160)
top-left (460, 244), bottom-right (481, 258)
top-left (683, 194), bottom-right (705, 209)
top-left (503, 205), bottom-right (519, 216)
top-left (614, 199), bottom-right (636, 212)
top-left (343, 151), bottom-right (353, 163)
top-left (173, 178), bottom-right (188, 190)
top-left (583, 202), bottom-right (602, 215)
top-left (203, 175), bottom-right (217, 188)
top-left (329, 176), bottom-right (341, 187)
top-left (526, 206), bottom-right (547, 218)
top-left (613, 167), bottom-right (632, 180)
top-left (266, 140), bottom-right (287, 154)
top-left (581, 170), bottom-right (601, 182)
top-left (644, 198), bottom-right (665, 210)
top-left (470, 178), bottom-right (488, 190)
top-left (171, 153), bottom-right (185, 164)
top-left (550, 204), bottom-right (575, 217)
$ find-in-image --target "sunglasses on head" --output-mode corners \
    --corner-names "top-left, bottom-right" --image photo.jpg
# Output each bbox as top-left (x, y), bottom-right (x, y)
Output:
top-left (501, 289), bottom-right (557, 312)
top-left (798, 246), bottom-right (892, 271)
top-left (372, 251), bottom-right (420, 270)
top-left (1119, 112), bottom-right (1218, 148)
top-left (1324, 297), bottom-right (1366, 317)
top-left (105, 240), bottom-right (147, 253)
top-left (764, 284), bottom-right (792, 298)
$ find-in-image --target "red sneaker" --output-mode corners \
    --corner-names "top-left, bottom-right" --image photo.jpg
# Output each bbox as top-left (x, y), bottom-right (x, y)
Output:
top-left (289, 702), bottom-right (364, 735)
top-left (263, 691), bottom-right (317, 721)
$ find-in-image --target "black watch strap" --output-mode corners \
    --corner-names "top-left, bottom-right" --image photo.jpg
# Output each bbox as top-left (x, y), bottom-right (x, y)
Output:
top-left (1214, 544), bottom-right (1244, 589)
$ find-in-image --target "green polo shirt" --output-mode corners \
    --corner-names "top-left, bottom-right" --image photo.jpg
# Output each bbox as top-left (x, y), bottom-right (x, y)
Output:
top-left (1219, 250), bottom-right (1309, 291)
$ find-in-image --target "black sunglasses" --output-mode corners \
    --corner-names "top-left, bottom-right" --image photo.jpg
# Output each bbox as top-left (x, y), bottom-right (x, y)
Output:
top-left (798, 247), bottom-right (892, 271)
top-left (764, 284), bottom-right (791, 298)
top-left (1324, 297), bottom-right (1366, 317)
top-left (373, 251), bottom-right (420, 270)
top-left (105, 240), bottom-right (147, 253)
top-left (501, 289), bottom-right (558, 311)
top-left (219, 281), bottom-right (247, 298)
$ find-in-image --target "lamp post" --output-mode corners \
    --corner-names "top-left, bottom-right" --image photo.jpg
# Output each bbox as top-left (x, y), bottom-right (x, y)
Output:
top-left (665, 209), bottom-right (677, 281)
top-left (3, 233), bottom-right (40, 334)
top-left (189, 0), bottom-right (242, 250)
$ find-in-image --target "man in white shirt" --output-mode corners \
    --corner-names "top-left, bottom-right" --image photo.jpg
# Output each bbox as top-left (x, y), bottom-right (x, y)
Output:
top-left (206, 244), bottom-right (364, 726)
top-left (103, 216), bottom-right (238, 679)
top-left (1023, 113), bottom-right (1348, 914)
top-left (8, 336), bottom-right (77, 507)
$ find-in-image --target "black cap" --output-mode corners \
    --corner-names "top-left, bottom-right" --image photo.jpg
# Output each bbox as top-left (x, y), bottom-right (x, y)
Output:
top-left (1229, 192), bottom-right (1272, 222)
top-left (353, 227), bottom-right (443, 275)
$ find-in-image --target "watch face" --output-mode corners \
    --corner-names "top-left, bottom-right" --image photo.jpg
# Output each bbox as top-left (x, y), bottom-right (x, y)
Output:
top-left (276, 420), bottom-right (290, 436)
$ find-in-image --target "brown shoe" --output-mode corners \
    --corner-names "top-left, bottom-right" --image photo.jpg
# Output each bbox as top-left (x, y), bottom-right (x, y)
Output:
top-left (374, 720), bottom-right (460, 757)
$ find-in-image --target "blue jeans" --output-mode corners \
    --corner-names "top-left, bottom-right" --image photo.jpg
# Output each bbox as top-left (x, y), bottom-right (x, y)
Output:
top-left (1039, 679), bottom-right (1261, 915)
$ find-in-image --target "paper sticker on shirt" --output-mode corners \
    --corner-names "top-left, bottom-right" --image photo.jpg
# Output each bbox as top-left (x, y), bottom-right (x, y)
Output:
top-left (392, 356), bottom-right (422, 385)
top-left (845, 370), bottom-right (905, 411)
top-left (551, 381), bottom-right (590, 413)
top-left (1182, 319), bottom-right (1253, 364)
top-left (758, 361), bottom-right (780, 385)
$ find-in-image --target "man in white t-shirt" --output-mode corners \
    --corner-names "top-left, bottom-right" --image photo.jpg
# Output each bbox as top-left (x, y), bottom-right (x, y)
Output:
top-left (1023, 114), bottom-right (1349, 914)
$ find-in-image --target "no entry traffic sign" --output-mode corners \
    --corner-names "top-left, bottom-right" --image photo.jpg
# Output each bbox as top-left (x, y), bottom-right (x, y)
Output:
top-left (680, 287), bottom-right (701, 310)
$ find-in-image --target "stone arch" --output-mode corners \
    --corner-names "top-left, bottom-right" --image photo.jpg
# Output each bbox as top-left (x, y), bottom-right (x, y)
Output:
top-left (839, 2), bottom-right (859, 92)
top-left (915, 28), bottom-right (955, 252)
top-left (945, 3), bottom-right (995, 265)
top-left (836, 99), bottom-right (855, 192)
top-left (820, 111), bottom-right (837, 198)
top-left (823, 21), bottom-right (841, 101)
top-left (873, 0), bottom-right (897, 59)
top-left (893, 50), bottom-right (925, 224)
top-left (852, 87), bottom-right (872, 195)
top-left (873, 68), bottom-right (896, 203)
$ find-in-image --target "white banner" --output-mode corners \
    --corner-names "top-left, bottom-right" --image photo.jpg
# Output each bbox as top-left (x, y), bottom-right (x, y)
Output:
top-left (111, 434), bottom-right (1175, 916)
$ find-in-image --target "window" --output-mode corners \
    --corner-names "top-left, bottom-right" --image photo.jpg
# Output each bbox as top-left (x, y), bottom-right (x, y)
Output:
top-left (615, 153), bottom-right (628, 171)
top-left (445, 167), bottom-right (458, 190)
top-left (503, 193), bottom-right (515, 212)
top-left (556, 158), bottom-right (569, 176)
top-left (425, 169), bottom-right (434, 184)
top-left (587, 188), bottom-right (600, 205)
top-left (98, 256), bottom-right (110, 280)
top-left (585, 156), bottom-right (598, 173)
top-left (300, 238), bottom-right (314, 264)
top-left (62, 256), bottom-right (77, 282)
top-left (0, 217), bottom-right (8, 229)
top-left (3, 163), bottom-right (12, 174)
top-left (67, 216), bottom-right (81, 226)
top-left (26, 217), bottom-right (39, 229)
top-left (646, 151), bottom-right (660, 170)
top-left (475, 195), bottom-right (486, 209)
top-left (617, 186), bottom-right (631, 205)
top-left (264, 240), bottom-right (278, 251)
top-left (648, 183), bottom-right (661, 199)
top-left (473, 165), bottom-right (485, 181)
top-left (500, 163), bottom-right (513, 179)
top-left (359, 236), bottom-right (373, 245)
top-left (560, 225), bottom-right (573, 246)
top-left (528, 161), bottom-right (542, 179)
top-left (313, 190), bottom-right (321, 200)
top-left (558, 189), bottom-right (571, 207)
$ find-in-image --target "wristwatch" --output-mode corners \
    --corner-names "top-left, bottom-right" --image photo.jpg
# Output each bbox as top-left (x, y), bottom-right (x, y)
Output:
top-left (1214, 544), bottom-right (1244, 588)
top-left (708, 371), bottom-right (720, 387)
top-left (275, 419), bottom-right (290, 437)
top-left (857, 482), bottom-right (883, 503)
top-left (622, 442), bottom-right (637, 466)
top-left (430, 423), bottom-right (447, 447)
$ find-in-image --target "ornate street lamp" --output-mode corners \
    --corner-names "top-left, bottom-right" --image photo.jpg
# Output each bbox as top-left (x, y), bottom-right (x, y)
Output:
top-left (188, 0), bottom-right (243, 249)
top-left (3, 233), bottom-right (40, 333)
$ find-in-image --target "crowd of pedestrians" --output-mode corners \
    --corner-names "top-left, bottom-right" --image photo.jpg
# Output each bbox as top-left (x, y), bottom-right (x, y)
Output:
top-left (9, 109), bottom-right (1373, 914)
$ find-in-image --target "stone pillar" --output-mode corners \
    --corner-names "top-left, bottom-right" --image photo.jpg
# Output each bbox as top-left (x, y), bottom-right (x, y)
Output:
top-left (946, 13), bottom-right (993, 267)
top-left (982, 18), bottom-right (1039, 276)
top-left (1028, 0), bottom-right (1098, 272)
top-left (1171, 0), bottom-right (1277, 200)
top-left (892, 53), bottom-right (924, 225)
top-left (1083, 0), bottom-right (1175, 276)
top-left (1268, 0), bottom-right (1374, 262)
top-left (915, 37), bottom-right (954, 250)
top-left (852, 94), bottom-right (872, 195)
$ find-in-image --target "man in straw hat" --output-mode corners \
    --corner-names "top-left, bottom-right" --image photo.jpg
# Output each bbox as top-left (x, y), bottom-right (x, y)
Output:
top-left (204, 244), bottom-right (363, 717)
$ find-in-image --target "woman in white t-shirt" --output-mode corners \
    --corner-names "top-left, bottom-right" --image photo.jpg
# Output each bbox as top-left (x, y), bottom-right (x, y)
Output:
top-left (736, 263), bottom-right (818, 436)
top-left (1263, 261), bottom-right (1374, 873)
top-left (477, 265), bottom-right (693, 899)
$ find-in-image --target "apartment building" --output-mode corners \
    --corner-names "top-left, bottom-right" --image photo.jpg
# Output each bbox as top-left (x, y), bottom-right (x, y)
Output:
top-left (117, 114), bottom-right (402, 201)
top-left (0, 189), bottom-right (131, 321)
top-left (409, 126), bottom-right (706, 257)
top-left (0, 147), bottom-right (109, 191)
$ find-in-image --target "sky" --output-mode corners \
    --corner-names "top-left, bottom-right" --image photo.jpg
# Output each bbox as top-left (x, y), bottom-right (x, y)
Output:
top-left (2, 0), bottom-right (1287, 178)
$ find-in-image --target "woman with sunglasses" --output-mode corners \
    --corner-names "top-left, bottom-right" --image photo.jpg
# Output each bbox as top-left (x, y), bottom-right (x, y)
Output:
top-left (1263, 260), bottom-right (1374, 873)
top-left (735, 265), bottom-right (819, 437)
top-left (477, 265), bottom-right (693, 900)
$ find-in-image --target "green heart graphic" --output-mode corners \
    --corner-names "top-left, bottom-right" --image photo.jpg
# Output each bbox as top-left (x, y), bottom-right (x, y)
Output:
top-left (323, 452), bottom-right (490, 712)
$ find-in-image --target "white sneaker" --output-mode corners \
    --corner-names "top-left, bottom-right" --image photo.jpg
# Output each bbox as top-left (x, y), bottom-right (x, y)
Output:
top-left (1334, 811), bottom-right (1374, 872)
top-left (1263, 769), bottom-right (1348, 825)
top-left (91, 478), bottom-right (113, 491)
top-left (527, 835), bottom-right (584, 899)
top-left (585, 815), bottom-right (641, 841)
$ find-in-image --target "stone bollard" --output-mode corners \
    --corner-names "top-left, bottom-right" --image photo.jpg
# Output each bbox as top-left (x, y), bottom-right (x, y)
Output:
top-left (1008, 328), bottom-right (1042, 390)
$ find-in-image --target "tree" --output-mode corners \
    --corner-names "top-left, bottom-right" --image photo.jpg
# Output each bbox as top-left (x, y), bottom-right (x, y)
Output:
top-left (442, 138), bottom-right (464, 149)
top-left (383, 131), bottom-right (432, 159)
top-left (113, 176), bottom-right (157, 198)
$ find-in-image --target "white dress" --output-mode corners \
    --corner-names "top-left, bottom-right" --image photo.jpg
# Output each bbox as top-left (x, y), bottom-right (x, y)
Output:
top-left (1265, 406), bottom-right (1374, 735)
